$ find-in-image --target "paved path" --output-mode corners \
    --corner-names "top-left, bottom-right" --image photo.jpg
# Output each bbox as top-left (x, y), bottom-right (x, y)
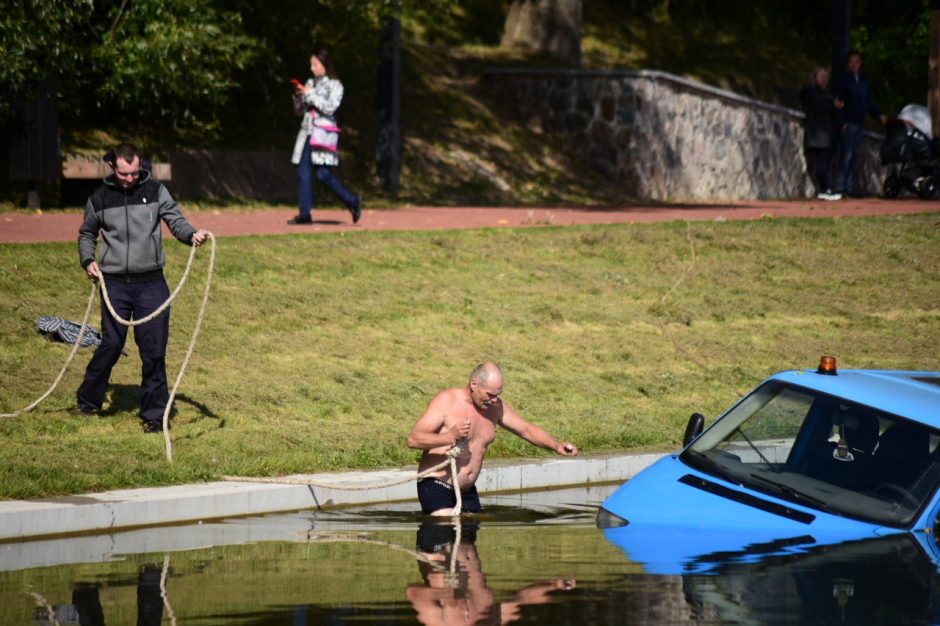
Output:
top-left (2, 198), bottom-right (939, 244)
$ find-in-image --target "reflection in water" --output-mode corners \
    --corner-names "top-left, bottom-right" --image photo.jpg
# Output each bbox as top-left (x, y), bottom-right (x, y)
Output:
top-left (6, 488), bottom-right (940, 625)
top-left (406, 519), bottom-right (575, 626)
top-left (32, 562), bottom-right (167, 626)
top-left (680, 534), bottom-right (940, 625)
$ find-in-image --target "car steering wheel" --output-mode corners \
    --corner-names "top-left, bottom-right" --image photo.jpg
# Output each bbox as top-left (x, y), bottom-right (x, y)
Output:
top-left (873, 483), bottom-right (919, 510)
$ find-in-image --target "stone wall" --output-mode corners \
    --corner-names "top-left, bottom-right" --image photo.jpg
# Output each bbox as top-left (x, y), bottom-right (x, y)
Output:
top-left (485, 68), bottom-right (885, 201)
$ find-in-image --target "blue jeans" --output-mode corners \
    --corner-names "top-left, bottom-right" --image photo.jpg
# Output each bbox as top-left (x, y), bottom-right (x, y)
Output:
top-left (296, 139), bottom-right (357, 220)
top-left (835, 123), bottom-right (864, 194)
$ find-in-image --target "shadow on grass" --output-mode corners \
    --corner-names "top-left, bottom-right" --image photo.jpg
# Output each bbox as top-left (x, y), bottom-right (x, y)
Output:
top-left (99, 385), bottom-right (221, 423)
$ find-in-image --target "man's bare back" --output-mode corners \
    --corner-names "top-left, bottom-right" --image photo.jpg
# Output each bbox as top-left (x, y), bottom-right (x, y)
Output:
top-left (407, 363), bottom-right (578, 516)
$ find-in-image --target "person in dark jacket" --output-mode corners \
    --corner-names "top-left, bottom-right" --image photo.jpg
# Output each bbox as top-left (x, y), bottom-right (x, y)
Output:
top-left (800, 67), bottom-right (842, 200)
top-left (76, 143), bottom-right (208, 432)
top-left (833, 51), bottom-right (887, 197)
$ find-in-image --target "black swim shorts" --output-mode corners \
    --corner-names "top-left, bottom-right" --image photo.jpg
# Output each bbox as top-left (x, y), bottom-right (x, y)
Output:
top-left (417, 477), bottom-right (482, 514)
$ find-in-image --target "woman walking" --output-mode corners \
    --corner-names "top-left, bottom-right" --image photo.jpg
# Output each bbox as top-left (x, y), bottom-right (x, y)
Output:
top-left (289, 49), bottom-right (361, 225)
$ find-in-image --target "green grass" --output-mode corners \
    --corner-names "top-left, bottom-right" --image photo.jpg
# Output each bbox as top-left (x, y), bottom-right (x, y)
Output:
top-left (0, 215), bottom-right (938, 499)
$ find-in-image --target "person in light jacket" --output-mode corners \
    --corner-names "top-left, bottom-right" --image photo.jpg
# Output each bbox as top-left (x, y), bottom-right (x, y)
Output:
top-left (288, 48), bottom-right (361, 225)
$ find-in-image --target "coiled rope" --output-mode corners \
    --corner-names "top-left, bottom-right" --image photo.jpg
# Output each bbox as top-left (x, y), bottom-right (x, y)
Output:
top-left (0, 233), bottom-right (216, 463)
top-left (225, 440), bottom-right (466, 515)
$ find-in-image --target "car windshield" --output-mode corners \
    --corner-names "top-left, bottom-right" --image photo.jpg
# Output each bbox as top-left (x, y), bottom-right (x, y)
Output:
top-left (680, 380), bottom-right (940, 527)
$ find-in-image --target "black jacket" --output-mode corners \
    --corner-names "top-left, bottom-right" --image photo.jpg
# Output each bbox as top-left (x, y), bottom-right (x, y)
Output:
top-left (800, 85), bottom-right (837, 150)
top-left (834, 72), bottom-right (882, 126)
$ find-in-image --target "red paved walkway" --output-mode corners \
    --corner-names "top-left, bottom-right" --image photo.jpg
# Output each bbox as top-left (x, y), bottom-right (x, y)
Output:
top-left (1, 199), bottom-right (938, 244)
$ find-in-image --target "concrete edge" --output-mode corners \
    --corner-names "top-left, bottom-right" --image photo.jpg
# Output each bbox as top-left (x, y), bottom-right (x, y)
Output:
top-left (0, 452), bottom-right (666, 542)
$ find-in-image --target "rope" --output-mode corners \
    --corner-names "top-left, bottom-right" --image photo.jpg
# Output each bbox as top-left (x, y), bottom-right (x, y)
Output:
top-left (0, 233), bottom-right (216, 464)
top-left (160, 554), bottom-right (178, 626)
top-left (159, 232), bottom-right (216, 461)
top-left (97, 239), bottom-right (200, 327)
top-left (224, 440), bottom-right (467, 515)
top-left (0, 287), bottom-right (97, 419)
top-left (29, 591), bottom-right (60, 626)
top-left (656, 222), bottom-right (710, 372)
top-left (300, 516), bottom-right (465, 587)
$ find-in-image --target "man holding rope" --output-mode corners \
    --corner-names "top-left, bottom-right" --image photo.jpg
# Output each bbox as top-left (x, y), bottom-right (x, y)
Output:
top-left (407, 362), bottom-right (578, 516)
top-left (76, 143), bottom-right (208, 433)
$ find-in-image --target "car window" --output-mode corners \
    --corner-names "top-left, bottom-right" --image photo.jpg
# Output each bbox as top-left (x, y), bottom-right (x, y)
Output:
top-left (681, 381), bottom-right (940, 527)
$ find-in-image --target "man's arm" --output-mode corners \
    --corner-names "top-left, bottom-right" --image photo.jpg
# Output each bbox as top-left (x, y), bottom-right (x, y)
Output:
top-left (77, 196), bottom-right (100, 278)
top-left (407, 390), bottom-right (471, 450)
top-left (498, 403), bottom-right (578, 456)
top-left (156, 184), bottom-right (198, 245)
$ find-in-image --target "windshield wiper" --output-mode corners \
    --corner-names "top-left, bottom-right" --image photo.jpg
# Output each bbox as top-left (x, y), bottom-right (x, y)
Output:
top-left (733, 426), bottom-right (778, 470)
top-left (749, 473), bottom-right (835, 513)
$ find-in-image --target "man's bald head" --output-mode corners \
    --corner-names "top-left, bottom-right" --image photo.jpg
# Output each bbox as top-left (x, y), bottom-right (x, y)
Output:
top-left (469, 362), bottom-right (502, 386)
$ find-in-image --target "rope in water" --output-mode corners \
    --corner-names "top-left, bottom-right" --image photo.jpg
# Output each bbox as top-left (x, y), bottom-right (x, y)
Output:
top-left (224, 441), bottom-right (466, 515)
top-left (301, 516), bottom-right (465, 587)
top-left (160, 554), bottom-right (179, 626)
top-left (0, 233), bottom-right (216, 463)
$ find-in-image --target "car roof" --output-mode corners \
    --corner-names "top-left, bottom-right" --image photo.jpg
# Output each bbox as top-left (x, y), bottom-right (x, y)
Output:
top-left (769, 369), bottom-right (940, 429)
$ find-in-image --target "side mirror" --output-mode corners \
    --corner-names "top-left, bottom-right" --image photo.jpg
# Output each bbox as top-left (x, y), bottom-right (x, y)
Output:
top-left (683, 412), bottom-right (705, 447)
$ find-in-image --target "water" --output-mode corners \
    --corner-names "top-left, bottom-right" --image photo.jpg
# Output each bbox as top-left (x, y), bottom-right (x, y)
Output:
top-left (3, 484), bottom-right (939, 625)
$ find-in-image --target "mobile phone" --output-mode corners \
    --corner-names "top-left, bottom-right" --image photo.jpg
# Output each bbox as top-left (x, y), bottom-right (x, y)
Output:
top-left (290, 78), bottom-right (304, 90)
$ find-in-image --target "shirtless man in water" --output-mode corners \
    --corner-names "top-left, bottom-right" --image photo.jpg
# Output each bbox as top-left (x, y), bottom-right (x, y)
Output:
top-left (407, 362), bottom-right (578, 516)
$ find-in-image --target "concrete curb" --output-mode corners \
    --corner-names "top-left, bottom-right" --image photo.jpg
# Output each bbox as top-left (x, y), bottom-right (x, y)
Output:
top-left (0, 452), bottom-right (664, 542)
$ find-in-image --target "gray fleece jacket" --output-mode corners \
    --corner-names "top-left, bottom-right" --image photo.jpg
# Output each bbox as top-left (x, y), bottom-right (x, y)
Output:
top-left (77, 170), bottom-right (197, 276)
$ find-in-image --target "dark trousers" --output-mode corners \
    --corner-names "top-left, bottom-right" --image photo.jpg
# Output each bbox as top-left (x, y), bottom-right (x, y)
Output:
top-left (77, 276), bottom-right (170, 422)
top-left (835, 122), bottom-right (865, 194)
top-left (805, 147), bottom-right (833, 193)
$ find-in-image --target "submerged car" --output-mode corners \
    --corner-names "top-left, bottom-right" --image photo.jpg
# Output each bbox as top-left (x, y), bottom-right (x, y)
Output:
top-left (598, 357), bottom-right (940, 573)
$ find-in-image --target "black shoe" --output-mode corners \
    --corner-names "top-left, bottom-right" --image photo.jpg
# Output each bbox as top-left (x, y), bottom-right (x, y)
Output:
top-left (287, 215), bottom-right (313, 225)
top-left (73, 404), bottom-right (97, 417)
top-left (141, 420), bottom-right (164, 434)
top-left (350, 197), bottom-right (362, 224)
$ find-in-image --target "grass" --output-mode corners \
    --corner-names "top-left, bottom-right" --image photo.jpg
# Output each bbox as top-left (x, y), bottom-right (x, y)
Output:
top-left (0, 214), bottom-right (938, 500)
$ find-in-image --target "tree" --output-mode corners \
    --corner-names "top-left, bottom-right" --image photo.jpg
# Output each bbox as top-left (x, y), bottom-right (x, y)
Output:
top-left (0, 0), bottom-right (94, 116)
top-left (501, 0), bottom-right (582, 66)
top-left (1, 0), bottom-right (257, 144)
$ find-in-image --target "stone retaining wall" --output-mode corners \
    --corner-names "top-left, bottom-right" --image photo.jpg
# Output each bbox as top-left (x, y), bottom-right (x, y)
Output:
top-left (485, 68), bottom-right (885, 201)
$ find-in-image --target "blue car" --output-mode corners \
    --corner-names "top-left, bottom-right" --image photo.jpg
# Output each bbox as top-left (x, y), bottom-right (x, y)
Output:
top-left (597, 357), bottom-right (940, 574)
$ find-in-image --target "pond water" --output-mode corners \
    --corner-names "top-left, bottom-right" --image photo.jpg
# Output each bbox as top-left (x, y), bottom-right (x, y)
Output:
top-left (3, 483), bottom-right (940, 625)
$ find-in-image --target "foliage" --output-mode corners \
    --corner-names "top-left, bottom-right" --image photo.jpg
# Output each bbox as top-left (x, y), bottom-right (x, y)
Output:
top-left (0, 215), bottom-right (937, 499)
top-left (591, 0), bottom-right (932, 114)
top-left (851, 0), bottom-right (932, 116)
top-left (88, 0), bottom-right (259, 142)
top-left (0, 0), bottom-right (257, 145)
top-left (0, 0), bottom-right (94, 110)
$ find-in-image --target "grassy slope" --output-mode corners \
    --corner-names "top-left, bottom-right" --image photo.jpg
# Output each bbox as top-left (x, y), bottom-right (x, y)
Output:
top-left (0, 216), bottom-right (937, 499)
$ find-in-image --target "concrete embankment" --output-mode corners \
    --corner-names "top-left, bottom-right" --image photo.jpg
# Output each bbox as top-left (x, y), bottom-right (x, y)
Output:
top-left (0, 452), bottom-right (664, 542)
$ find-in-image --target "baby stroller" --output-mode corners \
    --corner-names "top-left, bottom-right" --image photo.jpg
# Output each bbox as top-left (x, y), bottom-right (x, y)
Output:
top-left (880, 104), bottom-right (940, 199)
